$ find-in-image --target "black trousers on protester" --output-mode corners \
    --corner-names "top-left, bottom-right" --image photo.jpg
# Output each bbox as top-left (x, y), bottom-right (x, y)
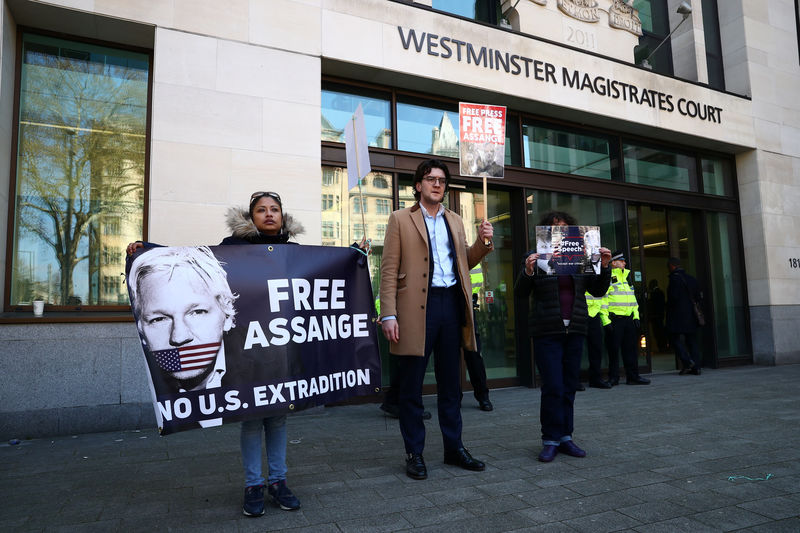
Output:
top-left (463, 307), bottom-right (489, 401)
top-left (586, 314), bottom-right (605, 384)
top-left (386, 308), bottom-right (489, 407)
top-left (395, 286), bottom-right (464, 454)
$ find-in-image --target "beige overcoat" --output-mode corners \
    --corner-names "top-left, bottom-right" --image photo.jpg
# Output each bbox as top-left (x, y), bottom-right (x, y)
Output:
top-left (379, 203), bottom-right (493, 356)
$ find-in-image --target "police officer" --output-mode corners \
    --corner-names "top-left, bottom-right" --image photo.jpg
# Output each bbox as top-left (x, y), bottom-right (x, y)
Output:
top-left (603, 251), bottom-right (650, 385)
top-left (585, 291), bottom-right (612, 388)
top-left (465, 264), bottom-right (492, 410)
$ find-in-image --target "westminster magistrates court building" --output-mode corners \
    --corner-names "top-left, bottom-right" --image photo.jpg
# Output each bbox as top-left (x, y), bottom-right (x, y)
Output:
top-left (1, 0), bottom-right (799, 438)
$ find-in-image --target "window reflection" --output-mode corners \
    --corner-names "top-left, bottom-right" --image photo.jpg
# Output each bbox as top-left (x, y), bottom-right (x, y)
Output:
top-left (523, 124), bottom-right (614, 179)
top-left (524, 190), bottom-right (626, 254)
top-left (321, 83), bottom-right (392, 148)
top-left (432, 0), bottom-right (501, 24)
top-left (701, 157), bottom-right (733, 196)
top-left (706, 212), bottom-right (749, 357)
top-left (397, 97), bottom-right (459, 158)
top-left (11, 33), bottom-right (149, 307)
top-left (623, 142), bottom-right (696, 191)
top-left (320, 165), bottom-right (393, 276)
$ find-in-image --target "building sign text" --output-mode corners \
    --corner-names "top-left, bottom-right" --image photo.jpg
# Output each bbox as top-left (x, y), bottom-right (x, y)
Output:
top-left (397, 26), bottom-right (723, 124)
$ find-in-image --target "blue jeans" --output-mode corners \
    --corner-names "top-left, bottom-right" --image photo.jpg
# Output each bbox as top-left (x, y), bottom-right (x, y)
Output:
top-left (241, 415), bottom-right (288, 487)
top-left (533, 333), bottom-right (584, 444)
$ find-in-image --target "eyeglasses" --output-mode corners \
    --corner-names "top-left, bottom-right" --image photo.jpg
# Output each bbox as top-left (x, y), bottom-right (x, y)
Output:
top-left (250, 191), bottom-right (281, 204)
top-left (422, 177), bottom-right (447, 186)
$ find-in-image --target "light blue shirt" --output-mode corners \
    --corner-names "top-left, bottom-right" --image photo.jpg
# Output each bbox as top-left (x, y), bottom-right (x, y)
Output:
top-left (423, 204), bottom-right (456, 288)
top-left (383, 204), bottom-right (457, 323)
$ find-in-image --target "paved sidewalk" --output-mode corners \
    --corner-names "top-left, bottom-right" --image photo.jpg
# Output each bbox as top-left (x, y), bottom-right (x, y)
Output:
top-left (3, 364), bottom-right (800, 532)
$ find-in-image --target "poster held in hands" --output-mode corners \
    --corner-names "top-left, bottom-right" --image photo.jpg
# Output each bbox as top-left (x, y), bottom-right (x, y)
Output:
top-left (458, 102), bottom-right (506, 179)
top-left (535, 225), bottom-right (602, 275)
top-left (126, 244), bottom-right (381, 435)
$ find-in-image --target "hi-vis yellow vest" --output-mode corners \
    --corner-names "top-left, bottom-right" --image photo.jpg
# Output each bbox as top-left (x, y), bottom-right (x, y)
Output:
top-left (469, 264), bottom-right (484, 295)
top-left (585, 291), bottom-right (611, 326)
top-left (604, 267), bottom-right (639, 320)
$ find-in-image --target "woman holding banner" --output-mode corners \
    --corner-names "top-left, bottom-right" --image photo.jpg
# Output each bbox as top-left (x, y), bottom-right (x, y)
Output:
top-left (128, 191), bottom-right (370, 517)
top-left (127, 191), bottom-right (304, 516)
top-left (224, 191), bottom-right (304, 516)
top-left (514, 211), bottom-right (612, 463)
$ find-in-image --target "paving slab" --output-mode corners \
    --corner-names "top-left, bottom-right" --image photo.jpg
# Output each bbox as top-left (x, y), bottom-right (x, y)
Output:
top-left (2, 364), bottom-right (800, 531)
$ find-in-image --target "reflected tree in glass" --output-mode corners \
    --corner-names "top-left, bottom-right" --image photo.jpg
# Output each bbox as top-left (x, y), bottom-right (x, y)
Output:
top-left (13, 36), bottom-right (148, 305)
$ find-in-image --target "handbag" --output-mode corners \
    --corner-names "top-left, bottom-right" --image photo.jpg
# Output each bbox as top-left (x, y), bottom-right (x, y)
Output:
top-left (679, 274), bottom-right (705, 326)
top-left (691, 299), bottom-right (705, 326)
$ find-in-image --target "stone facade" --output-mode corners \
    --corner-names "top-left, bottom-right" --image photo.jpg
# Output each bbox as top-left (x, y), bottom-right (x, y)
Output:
top-left (0, 0), bottom-right (798, 438)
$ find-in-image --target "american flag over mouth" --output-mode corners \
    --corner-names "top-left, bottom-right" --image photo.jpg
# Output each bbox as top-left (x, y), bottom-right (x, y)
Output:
top-left (151, 342), bottom-right (221, 372)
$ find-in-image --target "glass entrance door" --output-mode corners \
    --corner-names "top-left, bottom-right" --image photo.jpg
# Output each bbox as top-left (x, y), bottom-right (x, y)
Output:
top-left (452, 184), bottom-right (518, 388)
top-left (628, 204), bottom-right (703, 372)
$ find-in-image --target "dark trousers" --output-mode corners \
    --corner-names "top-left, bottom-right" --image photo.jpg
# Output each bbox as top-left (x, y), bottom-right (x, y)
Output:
top-left (463, 349), bottom-right (489, 401)
top-left (670, 331), bottom-right (701, 368)
top-left (608, 315), bottom-right (640, 381)
top-left (533, 333), bottom-right (584, 443)
top-left (586, 314), bottom-right (605, 383)
top-left (387, 310), bottom-right (489, 407)
top-left (463, 308), bottom-right (489, 401)
top-left (396, 286), bottom-right (463, 454)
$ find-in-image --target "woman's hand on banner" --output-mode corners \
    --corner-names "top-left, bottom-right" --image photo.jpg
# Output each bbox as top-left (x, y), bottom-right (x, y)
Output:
top-left (126, 241), bottom-right (144, 256)
top-left (599, 247), bottom-right (612, 268)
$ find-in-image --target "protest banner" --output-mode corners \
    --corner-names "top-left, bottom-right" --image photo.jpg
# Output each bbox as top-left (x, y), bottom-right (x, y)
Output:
top-left (459, 102), bottom-right (506, 246)
top-left (126, 244), bottom-right (380, 435)
top-left (459, 102), bottom-right (506, 179)
top-left (345, 103), bottom-right (371, 241)
top-left (535, 225), bottom-right (602, 275)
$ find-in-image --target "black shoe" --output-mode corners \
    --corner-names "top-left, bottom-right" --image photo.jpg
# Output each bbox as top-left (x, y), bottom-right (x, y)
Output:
top-left (381, 404), bottom-right (432, 420)
top-left (558, 440), bottom-right (587, 458)
top-left (538, 445), bottom-right (558, 462)
top-left (443, 447), bottom-right (485, 471)
top-left (679, 368), bottom-right (689, 375)
top-left (626, 376), bottom-right (651, 385)
top-left (478, 399), bottom-right (493, 411)
top-left (589, 380), bottom-right (612, 389)
top-left (242, 484), bottom-right (265, 517)
top-left (576, 384), bottom-right (586, 391)
top-left (406, 453), bottom-right (427, 480)
top-left (690, 367), bottom-right (701, 375)
top-left (268, 480), bottom-right (301, 511)
top-left (609, 378), bottom-right (619, 386)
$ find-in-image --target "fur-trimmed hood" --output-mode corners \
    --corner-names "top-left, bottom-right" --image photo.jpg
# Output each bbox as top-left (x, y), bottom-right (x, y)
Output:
top-left (224, 206), bottom-right (305, 243)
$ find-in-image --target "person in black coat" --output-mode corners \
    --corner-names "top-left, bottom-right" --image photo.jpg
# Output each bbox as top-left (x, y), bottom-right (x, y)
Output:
top-left (515, 211), bottom-right (612, 463)
top-left (666, 257), bottom-right (703, 375)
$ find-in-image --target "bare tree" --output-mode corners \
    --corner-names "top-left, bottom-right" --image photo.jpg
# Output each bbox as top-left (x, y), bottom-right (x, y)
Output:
top-left (14, 52), bottom-right (147, 305)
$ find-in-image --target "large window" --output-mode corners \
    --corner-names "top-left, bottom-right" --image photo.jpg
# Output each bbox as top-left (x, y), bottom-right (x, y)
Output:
top-left (701, 156), bottom-right (734, 196)
top-left (706, 213), bottom-right (749, 358)
top-left (9, 33), bottom-right (149, 308)
top-left (432, 0), bottom-right (501, 24)
top-left (397, 96), bottom-right (460, 158)
top-left (633, 0), bottom-right (673, 74)
top-left (623, 142), bottom-right (696, 191)
top-left (321, 82), bottom-right (392, 148)
top-left (523, 123), bottom-right (616, 179)
top-left (702, 0), bottom-right (725, 90)
top-left (524, 190), bottom-right (626, 255)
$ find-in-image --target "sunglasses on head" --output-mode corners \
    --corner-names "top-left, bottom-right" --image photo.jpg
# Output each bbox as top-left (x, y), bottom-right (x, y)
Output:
top-left (250, 191), bottom-right (281, 205)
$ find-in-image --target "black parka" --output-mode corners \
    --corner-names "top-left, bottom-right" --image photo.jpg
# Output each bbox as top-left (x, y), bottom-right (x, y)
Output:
top-left (515, 257), bottom-right (611, 338)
